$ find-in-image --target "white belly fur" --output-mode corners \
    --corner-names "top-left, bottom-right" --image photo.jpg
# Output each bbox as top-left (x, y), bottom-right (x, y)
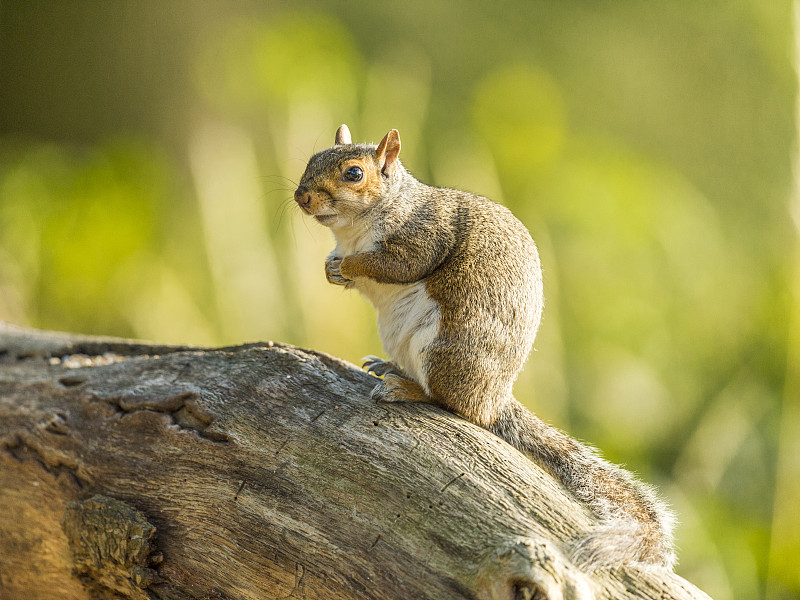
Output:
top-left (357, 278), bottom-right (440, 393)
top-left (331, 225), bottom-right (439, 393)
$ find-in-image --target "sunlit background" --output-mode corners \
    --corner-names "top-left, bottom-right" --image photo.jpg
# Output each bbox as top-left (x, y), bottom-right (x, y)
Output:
top-left (1, 2), bottom-right (798, 598)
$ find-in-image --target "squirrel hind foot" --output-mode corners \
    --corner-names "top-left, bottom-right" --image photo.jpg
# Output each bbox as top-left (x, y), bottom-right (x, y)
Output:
top-left (569, 518), bottom-right (677, 571)
top-left (370, 373), bottom-right (429, 404)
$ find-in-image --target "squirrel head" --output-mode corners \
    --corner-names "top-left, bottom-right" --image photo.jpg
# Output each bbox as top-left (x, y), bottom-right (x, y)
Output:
top-left (294, 125), bottom-right (402, 228)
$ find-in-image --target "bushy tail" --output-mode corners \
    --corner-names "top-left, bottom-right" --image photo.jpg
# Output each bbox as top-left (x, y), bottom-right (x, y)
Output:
top-left (489, 398), bottom-right (676, 569)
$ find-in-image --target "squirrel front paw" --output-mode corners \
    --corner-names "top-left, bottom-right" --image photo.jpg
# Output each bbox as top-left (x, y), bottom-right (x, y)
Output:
top-left (325, 256), bottom-right (353, 287)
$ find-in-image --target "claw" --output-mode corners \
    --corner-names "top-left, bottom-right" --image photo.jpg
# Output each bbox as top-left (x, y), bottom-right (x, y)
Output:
top-left (362, 355), bottom-right (382, 367)
top-left (325, 255), bottom-right (352, 287)
top-left (328, 273), bottom-right (351, 286)
top-left (370, 381), bottom-right (387, 401)
top-left (362, 355), bottom-right (395, 377)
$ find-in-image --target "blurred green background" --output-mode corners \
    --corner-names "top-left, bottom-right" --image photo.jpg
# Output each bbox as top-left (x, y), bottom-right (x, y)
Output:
top-left (1, 2), bottom-right (798, 598)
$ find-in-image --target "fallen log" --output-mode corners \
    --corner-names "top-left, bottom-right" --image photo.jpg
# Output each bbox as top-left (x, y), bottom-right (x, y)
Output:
top-left (0, 322), bottom-right (711, 599)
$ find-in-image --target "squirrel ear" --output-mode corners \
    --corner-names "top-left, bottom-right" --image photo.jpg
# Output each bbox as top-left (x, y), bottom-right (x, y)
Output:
top-left (335, 124), bottom-right (352, 145)
top-left (375, 129), bottom-right (401, 176)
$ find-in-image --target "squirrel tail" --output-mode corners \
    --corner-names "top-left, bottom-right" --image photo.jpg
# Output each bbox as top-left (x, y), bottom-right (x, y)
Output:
top-left (489, 398), bottom-right (677, 570)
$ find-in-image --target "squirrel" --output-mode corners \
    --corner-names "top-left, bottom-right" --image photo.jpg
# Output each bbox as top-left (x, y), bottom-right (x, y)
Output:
top-left (294, 124), bottom-right (676, 569)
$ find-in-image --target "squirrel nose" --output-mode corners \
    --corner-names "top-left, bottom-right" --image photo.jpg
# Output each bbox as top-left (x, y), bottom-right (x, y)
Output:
top-left (294, 186), bottom-right (312, 209)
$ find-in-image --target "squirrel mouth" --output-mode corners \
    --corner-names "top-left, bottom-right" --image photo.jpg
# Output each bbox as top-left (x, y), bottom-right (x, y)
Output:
top-left (314, 214), bottom-right (338, 226)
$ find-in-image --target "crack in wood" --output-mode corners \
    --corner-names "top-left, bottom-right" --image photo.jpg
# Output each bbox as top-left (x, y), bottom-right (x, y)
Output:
top-left (42, 413), bottom-right (70, 436)
top-left (57, 375), bottom-right (87, 387)
top-left (275, 439), bottom-right (291, 456)
top-left (234, 480), bottom-right (247, 501)
top-left (310, 409), bottom-right (327, 423)
top-left (440, 472), bottom-right (466, 493)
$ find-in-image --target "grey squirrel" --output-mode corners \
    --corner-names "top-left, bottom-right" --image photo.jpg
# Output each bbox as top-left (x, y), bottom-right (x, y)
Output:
top-left (294, 124), bottom-right (676, 569)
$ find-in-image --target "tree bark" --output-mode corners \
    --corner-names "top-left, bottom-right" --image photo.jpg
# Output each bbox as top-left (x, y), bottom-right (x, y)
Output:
top-left (0, 322), bottom-right (711, 600)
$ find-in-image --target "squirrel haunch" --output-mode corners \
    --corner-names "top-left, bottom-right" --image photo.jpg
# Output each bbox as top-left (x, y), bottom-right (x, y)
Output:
top-left (295, 124), bottom-right (676, 569)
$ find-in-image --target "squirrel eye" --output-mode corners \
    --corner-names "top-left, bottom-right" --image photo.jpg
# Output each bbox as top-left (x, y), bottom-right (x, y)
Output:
top-left (344, 165), bottom-right (363, 182)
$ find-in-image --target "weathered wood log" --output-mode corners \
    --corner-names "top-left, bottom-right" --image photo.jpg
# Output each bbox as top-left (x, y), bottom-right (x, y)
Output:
top-left (0, 322), bottom-right (711, 600)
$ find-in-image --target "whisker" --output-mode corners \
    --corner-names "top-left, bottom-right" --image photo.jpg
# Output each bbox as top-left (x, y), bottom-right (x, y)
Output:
top-left (288, 205), bottom-right (318, 245)
top-left (262, 186), bottom-right (294, 196)
top-left (273, 197), bottom-right (296, 232)
top-left (285, 155), bottom-right (311, 170)
top-left (310, 131), bottom-right (325, 155)
top-left (261, 174), bottom-right (298, 186)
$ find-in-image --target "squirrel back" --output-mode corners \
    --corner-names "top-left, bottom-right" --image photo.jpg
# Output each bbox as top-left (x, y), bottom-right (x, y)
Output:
top-left (295, 124), bottom-right (676, 569)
